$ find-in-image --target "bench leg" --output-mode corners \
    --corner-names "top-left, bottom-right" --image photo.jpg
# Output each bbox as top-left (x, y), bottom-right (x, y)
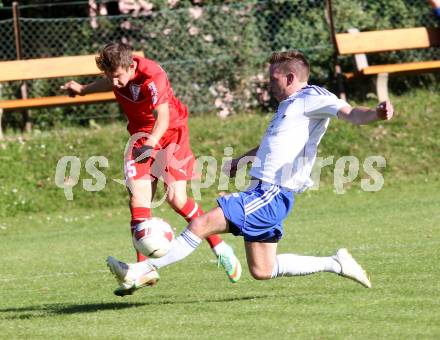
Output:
top-left (20, 82), bottom-right (32, 133)
top-left (375, 73), bottom-right (389, 102)
top-left (0, 83), bottom-right (2, 139)
top-left (335, 64), bottom-right (347, 100)
top-left (0, 109), bottom-right (3, 140)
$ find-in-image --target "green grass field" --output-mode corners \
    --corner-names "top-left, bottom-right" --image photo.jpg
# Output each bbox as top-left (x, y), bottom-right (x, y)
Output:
top-left (1, 179), bottom-right (439, 338)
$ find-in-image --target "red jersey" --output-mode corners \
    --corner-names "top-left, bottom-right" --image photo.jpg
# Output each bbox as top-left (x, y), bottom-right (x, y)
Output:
top-left (113, 55), bottom-right (188, 135)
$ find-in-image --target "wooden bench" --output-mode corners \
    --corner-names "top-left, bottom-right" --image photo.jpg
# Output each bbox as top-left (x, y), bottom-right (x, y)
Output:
top-left (333, 27), bottom-right (440, 100)
top-left (0, 51), bottom-right (144, 137)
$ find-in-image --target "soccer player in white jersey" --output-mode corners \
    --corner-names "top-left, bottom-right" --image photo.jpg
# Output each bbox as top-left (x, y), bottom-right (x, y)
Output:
top-left (107, 50), bottom-right (393, 292)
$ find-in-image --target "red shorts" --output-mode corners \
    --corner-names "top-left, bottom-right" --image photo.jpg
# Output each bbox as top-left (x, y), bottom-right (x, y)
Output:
top-left (124, 124), bottom-right (196, 184)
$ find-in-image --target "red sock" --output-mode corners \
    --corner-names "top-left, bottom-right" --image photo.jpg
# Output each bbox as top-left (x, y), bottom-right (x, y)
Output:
top-left (130, 206), bottom-right (151, 262)
top-left (174, 199), bottom-right (223, 248)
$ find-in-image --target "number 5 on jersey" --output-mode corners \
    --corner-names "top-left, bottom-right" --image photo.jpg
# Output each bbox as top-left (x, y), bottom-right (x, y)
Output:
top-left (125, 160), bottom-right (137, 178)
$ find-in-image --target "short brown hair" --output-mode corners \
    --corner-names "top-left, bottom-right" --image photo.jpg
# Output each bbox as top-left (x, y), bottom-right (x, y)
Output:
top-left (95, 42), bottom-right (133, 73)
top-left (268, 50), bottom-right (310, 82)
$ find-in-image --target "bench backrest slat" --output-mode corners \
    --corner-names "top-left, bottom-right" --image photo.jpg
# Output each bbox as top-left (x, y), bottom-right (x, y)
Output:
top-left (0, 51), bottom-right (144, 82)
top-left (335, 27), bottom-right (440, 55)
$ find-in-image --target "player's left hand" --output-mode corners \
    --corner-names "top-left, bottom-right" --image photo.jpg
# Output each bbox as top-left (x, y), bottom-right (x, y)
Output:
top-left (132, 145), bottom-right (154, 163)
top-left (60, 80), bottom-right (84, 97)
top-left (376, 101), bottom-right (394, 121)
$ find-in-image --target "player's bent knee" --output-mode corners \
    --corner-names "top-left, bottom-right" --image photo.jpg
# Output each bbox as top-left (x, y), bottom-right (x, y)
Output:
top-left (248, 267), bottom-right (272, 280)
top-left (188, 214), bottom-right (207, 233)
top-left (188, 213), bottom-right (215, 239)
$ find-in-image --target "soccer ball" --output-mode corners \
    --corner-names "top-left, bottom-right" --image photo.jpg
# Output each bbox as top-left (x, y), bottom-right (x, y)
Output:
top-left (133, 218), bottom-right (174, 258)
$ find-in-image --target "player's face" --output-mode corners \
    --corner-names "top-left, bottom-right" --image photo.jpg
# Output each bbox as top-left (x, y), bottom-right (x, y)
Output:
top-left (107, 66), bottom-right (132, 88)
top-left (269, 64), bottom-right (288, 102)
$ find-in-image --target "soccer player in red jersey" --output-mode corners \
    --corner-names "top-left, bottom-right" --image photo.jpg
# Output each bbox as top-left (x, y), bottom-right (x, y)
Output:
top-left (62, 43), bottom-right (241, 295)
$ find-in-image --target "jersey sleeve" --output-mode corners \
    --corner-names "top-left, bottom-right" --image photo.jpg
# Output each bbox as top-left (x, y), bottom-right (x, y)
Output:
top-left (304, 94), bottom-right (350, 119)
top-left (147, 70), bottom-right (169, 108)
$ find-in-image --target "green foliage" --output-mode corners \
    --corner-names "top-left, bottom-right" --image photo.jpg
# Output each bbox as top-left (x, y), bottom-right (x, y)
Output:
top-left (256, 0), bottom-right (334, 83)
top-left (1, 0), bottom-right (438, 129)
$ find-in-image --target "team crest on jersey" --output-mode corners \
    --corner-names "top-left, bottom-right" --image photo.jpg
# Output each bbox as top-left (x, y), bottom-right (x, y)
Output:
top-left (129, 84), bottom-right (141, 101)
top-left (148, 82), bottom-right (158, 105)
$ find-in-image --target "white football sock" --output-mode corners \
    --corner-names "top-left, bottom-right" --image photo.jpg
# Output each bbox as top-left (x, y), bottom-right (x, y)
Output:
top-left (271, 253), bottom-right (342, 278)
top-left (148, 228), bottom-right (202, 269)
top-left (211, 240), bottom-right (228, 256)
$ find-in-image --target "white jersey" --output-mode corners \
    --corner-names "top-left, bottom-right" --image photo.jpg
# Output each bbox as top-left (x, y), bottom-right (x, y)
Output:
top-left (249, 85), bottom-right (349, 193)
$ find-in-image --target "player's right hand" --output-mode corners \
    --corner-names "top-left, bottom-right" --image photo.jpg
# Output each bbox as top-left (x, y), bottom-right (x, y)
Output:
top-left (60, 81), bottom-right (85, 97)
top-left (132, 145), bottom-right (154, 164)
top-left (376, 100), bottom-right (394, 121)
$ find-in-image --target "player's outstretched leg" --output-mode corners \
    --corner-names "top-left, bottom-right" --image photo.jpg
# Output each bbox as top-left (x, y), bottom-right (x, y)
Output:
top-left (269, 248), bottom-right (371, 288)
top-left (106, 207), bottom-right (237, 294)
top-left (106, 227), bottom-right (202, 296)
top-left (167, 182), bottom-right (241, 283)
top-left (107, 256), bottom-right (159, 297)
